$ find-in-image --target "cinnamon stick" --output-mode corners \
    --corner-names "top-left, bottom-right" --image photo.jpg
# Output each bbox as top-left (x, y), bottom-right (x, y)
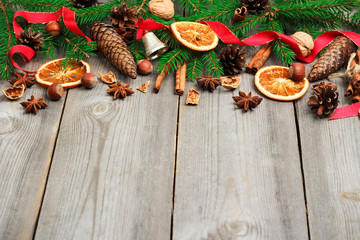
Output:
top-left (345, 81), bottom-right (354, 98)
top-left (246, 42), bottom-right (272, 74)
top-left (351, 95), bottom-right (360, 104)
top-left (233, 6), bottom-right (247, 23)
top-left (175, 63), bottom-right (186, 95)
top-left (153, 68), bottom-right (168, 93)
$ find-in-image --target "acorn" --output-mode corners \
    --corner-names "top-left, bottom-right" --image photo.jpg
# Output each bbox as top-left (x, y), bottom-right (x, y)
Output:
top-left (137, 59), bottom-right (153, 75)
top-left (47, 83), bottom-right (64, 100)
top-left (81, 73), bottom-right (98, 89)
top-left (45, 21), bottom-right (61, 37)
top-left (288, 63), bottom-right (306, 81)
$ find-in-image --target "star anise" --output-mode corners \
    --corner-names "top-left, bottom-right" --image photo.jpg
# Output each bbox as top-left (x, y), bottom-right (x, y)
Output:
top-left (196, 76), bottom-right (221, 92)
top-left (9, 73), bottom-right (36, 89)
top-left (20, 95), bottom-right (48, 114)
top-left (233, 91), bottom-right (263, 111)
top-left (107, 81), bottom-right (134, 99)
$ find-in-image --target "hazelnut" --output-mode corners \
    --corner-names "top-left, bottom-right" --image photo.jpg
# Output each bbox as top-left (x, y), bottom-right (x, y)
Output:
top-left (45, 21), bottom-right (61, 37)
top-left (47, 83), bottom-right (64, 100)
top-left (288, 63), bottom-right (306, 82)
top-left (137, 59), bottom-right (153, 75)
top-left (81, 73), bottom-right (98, 88)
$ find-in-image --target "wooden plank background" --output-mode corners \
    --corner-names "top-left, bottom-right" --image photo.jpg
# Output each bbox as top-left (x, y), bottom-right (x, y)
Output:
top-left (0, 60), bottom-right (66, 240)
top-left (296, 65), bottom-right (360, 239)
top-left (1, 5), bottom-right (360, 240)
top-left (172, 55), bottom-right (308, 240)
top-left (34, 58), bottom-right (179, 239)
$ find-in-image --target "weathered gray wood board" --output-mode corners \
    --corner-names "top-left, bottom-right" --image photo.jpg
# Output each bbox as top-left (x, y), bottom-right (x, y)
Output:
top-left (34, 57), bottom-right (179, 240)
top-left (296, 66), bottom-right (360, 239)
top-left (172, 56), bottom-right (308, 239)
top-left (0, 62), bottom-right (66, 239)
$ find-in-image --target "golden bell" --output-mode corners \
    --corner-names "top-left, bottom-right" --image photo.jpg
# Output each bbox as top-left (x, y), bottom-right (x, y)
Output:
top-left (142, 31), bottom-right (169, 60)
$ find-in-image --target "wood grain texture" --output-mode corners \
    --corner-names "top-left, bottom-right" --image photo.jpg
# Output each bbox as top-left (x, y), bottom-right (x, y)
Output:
top-left (172, 56), bottom-right (308, 239)
top-left (296, 63), bottom-right (360, 239)
top-left (0, 63), bottom-right (65, 240)
top-left (34, 57), bottom-right (178, 240)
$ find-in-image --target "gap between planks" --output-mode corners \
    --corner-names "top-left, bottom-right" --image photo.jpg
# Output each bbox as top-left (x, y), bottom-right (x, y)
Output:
top-left (293, 101), bottom-right (311, 240)
top-left (170, 95), bottom-right (181, 240)
top-left (31, 90), bottom-right (69, 240)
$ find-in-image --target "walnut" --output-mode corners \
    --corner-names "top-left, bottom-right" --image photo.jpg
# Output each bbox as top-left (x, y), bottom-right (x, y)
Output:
top-left (2, 85), bottom-right (25, 100)
top-left (99, 71), bottom-right (116, 84)
top-left (185, 88), bottom-right (200, 105)
top-left (291, 32), bottom-right (314, 58)
top-left (220, 76), bottom-right (241, 90)
top-left (148, 0), bottom-right (174, 20)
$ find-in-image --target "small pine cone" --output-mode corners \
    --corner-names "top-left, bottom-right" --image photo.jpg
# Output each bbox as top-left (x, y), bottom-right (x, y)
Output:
top-left (90, 22), bottom-right (137, 79)
top-left (18, 28), bottom-right (44, 52)
top-left (120, 30), bottom-right (136, 43)
top-left (308, 36), bottom-right (356, 82)
top-left (72, 0), bottom-right (99, 8)
top-left (220, 44), bottom-right (248, 75)
top-left (241, 0), bottom-right (270, 14)
top-left (307, 82), bottom-right (339, 118)
top-left (109, 3), bottom-right (138, 32)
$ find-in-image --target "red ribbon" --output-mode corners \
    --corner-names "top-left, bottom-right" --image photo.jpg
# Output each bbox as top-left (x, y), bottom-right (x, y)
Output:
top-left (329, 102), bottom-right (360, 120)
top-left (10, 7), bottom-right (91, 73)
top-left (135, 18), bottom-right (360, 64)
top-left (135, 17), bottom-right (169, 39)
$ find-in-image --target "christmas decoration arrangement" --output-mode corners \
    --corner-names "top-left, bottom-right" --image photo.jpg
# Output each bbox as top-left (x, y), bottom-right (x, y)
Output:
top-left (1, 0), bottom-right (360, 119)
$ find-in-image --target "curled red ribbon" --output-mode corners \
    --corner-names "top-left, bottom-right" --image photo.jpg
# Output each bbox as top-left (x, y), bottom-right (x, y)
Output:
top-left (10, 7), bottom-right (91, 73)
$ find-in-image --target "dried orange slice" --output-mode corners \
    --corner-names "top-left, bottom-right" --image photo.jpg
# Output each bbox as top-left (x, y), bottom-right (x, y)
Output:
top-left (170, 22), bottom-right (218, 51)
top-left (35, 58), bottom-right (90, 89)
top-left (255, 65), bottom-right (309, 101)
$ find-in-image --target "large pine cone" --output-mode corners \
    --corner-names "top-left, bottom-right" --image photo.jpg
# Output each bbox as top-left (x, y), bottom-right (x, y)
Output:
top-left (109, 2), bottom-right (138, 31)
top-left (18, 28), bottom-right (44, 52)
top-left (71, 0), bottom-right (99, 8)
top-left (220, 44), bottom-right (248, 75)
top-left (308, 36), bottom-right (356, 82)
top-left (307, 82), bottom-right (339, 118)
top-left (240, 0), bottom-right (270, 14)
top-left (90, 22), bottom-right (137, 79)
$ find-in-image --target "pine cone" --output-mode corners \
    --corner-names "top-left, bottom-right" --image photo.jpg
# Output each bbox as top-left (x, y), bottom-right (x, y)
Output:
top-left (220, 44), bottom-right (248, 75)
top-left (240, 0), bottom-right (270, 14)
top-left (18, 28), bottom-right (44, 52)
top-left (308, 36), bottom-right (356, 82)
top-left (307, 82), bottom-right (339, 118)
top-left (109, 3), bottom-right (138, 32)
top-left (72, 0), bottom-right (99, 8)
top-left (90, 22), bottom-right (137, 79)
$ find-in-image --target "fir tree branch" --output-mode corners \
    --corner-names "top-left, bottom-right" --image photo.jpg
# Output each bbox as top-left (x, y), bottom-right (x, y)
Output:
top-left (4, 1), bottom-right (68, 9)
top-left (136, 0), bottom-right (147, 13)
top-left (0, 0), bottom-right (15, 79)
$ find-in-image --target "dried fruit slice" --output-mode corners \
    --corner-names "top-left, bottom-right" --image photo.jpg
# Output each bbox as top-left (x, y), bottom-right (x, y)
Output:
top-left (137, 80), bottom-right (150, 93)
top-left (35, 58), bottom-right (90, 89)
top-left (170, 22), bottom-right (218, 51)
top-left (255, 65), bottom-right (309, 101)
top-left (2, 85), bottom-right (25, 100)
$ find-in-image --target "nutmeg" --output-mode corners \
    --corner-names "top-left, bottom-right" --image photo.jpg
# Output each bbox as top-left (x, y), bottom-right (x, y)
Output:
top-left (81, 73), bottom-right (98, 89)
top-left (47, 83), bottom-right (64, 100)
top-left (137, 59), bottom-right (153, 75)
top-left (288, 63), bottom-right (306, 82)
top-left (291, 32), bottom-right (314, 58)
top-left (148, 0), bottom-right (174, 20)
top-left (45, 21), bottom-right (61, 37)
